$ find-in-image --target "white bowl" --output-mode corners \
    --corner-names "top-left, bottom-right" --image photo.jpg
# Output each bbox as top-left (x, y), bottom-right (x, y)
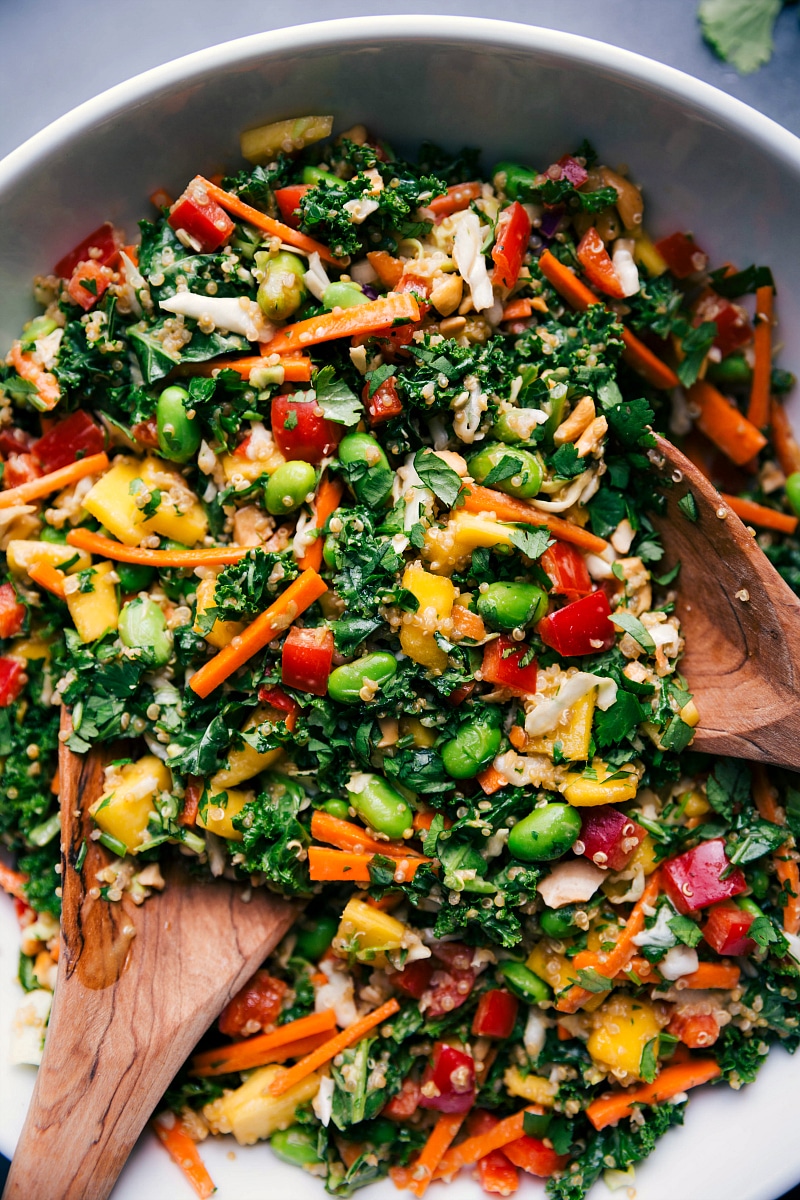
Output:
top-left (1, 16), bottom-right (799, 1200)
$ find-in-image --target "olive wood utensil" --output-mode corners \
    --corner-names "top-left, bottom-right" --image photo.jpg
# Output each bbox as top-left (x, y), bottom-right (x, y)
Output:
top-left (4, 713), bottom-right (298, 1200)
top-left (650, 435), bottom-right (800, 770)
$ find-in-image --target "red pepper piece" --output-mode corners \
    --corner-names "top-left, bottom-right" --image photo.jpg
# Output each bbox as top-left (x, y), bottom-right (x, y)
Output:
top-left (448, 680), bottom-right (476, 707)
top-left (363, 376), bottom-right (403, 425)
top-left (34, 410), bottom-right (105, 474)
top-left (693, 289), bottom-right (753, 358)
top-left (393, 958), bottom-right (435, 999)
top-left (179, 775), bottom-right (203, 828)
top-left (471, 989), bottom-right (519, 1038)
top-left (67, 260), bottom-right (114, 311)
top-left (662, 838), bottom-right (747, 914)
top-left (578, 806), bottom-right (647, 871)
top-left (2, 453), bottom-right (41, 490)
top-left (0, 428), bottom-right (35, 458)
top-left (702, 901), bottom-right (756, 956)
top-left (540, 542), bottom-right (592, 600)
top-left (427, 182), bottom-right (482, 220)
top-left (492, 202), bottom-right (532, 290)
top-left (168, 177), bottom-right (235, 253)
top-left (576, 227), bottom-right (625, 299)
top-left (256, 685), bottom-right (300, 732)
top-left (218, 969), bottom-right (288, 1037)
top-left (0, 657), bottom-right (26, 707)
top-left (503, 1136), bottom-right (569, 1178)
top-left (54, 222), bottom-right (121, 278)
top-left (481, 637), bottom-right (538, 696)
top-left (271, 395), bottom-right (342, 464)
top-left (557, 155), bottom-right (589, 188)
top-left (274, 184), bottom-right (311, 229)
top-left (0, 583), bottom-right (25, 639)
top-left (537, 591), bottom-right (616, 657)
top-left (281, 626), bottom-right (334, 697)
top-left (382, 1076), bottom-right (422, 1120)
top-left (654, 231), bottom-right (708, 279)
top-left (419, 1042), bottom-right (476, 1113)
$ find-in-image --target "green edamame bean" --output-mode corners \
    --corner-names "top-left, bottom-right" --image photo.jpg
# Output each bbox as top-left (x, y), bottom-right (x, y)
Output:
top-left (338, 432), bottom-right (394, 507)
top-left (265, 460), bottom-right (316, 516)
top-left (707, 353), bottom-right (752, 387)
top-left (492, 161), bottom-right (538, 202)
top-left (118, 597), bottom-right (173, 666)
top-left (508, 803), bottom-right (582, 862)
top-left (323, 281), bottom-right (370, 311)
top-left (540, 905), bottom-right (582, 938)
top-left (441, 711), bottom-right (502, 780)
top-left (270, 1126), bottom-right (323, 1168)
top-left (749, 868), bottom-right (770, 900)
top-left (468, 443), bottom-right (544, 499)
top-left (302, 164), bottom-right (344, 187)
top-left (347, 772), bottom-right (414, 839)
top-left (256, 250), bottom-right (307, 321)
top-left (498, 960), bottom-right (552, 1003)
top-left (493, 411), bottom-right (532, 445)
top-left (322, 797), bottom-right (351, 820)
top-left (328, 651), bottom-right (398, 704)
top-left (156, 385), bottom-right (201, 464)
top-left (39, 526), bottom-right (67, 545)
top-left (22, 315), bottom-right (58, 344)
top-left (477, 582), bottom-right (548, 631)
top-left (295, 913), bottom-right (339, 961)
top-left (117, 561), bottom-right (156, 593)
top-left (786, 472), bottom-right (800, 518)
top-left (323, 533), bottom-right (339, 569)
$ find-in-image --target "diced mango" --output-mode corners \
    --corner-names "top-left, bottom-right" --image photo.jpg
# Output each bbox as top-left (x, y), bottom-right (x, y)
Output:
top-left (64, 561), bottom-right (119, 642)
top-left (399, 715), bottom-right (437, 748)
top-left (193, 576), bottom-right (246, 649)
top-left (139, 456), bottom-right (207, 546)
top-left (220, 438), bottom-right (285, 486)
top-left (210, 704), bottom-right (284, 789)
top-left (8, 639), bottom-right (52, 662)
top-left (399, 562), bottom-right (455, 671)
top-left (626, 833), bottom-right (659, 876)
top-left (526, 939), bottom-right (578, 994)
top-left (526, 688), bottom-right (596, 762)
top-left (82, 458), bottom-right (144, 545)
top-left (204, 1063), bottom-right (322, 1145)
top-left (196, 786), bottom-right (254, 841)
top-left (632, 233), bottom-right (668, 277)
top-left (679, 699), bottom-right (700, 728)
top-left (587, 993), bottom-right (661, 1079)
top-left (335, 897), bottom-right (408, 968)
top-left (6, 539), bottom-right (91, 577)
top-left (682, 789), bottom-right (710, 817)
top-left (562, 759), bottom-right (639, 807)
top-left (90, 755), bottom-right (171, 853)
top-left (503, 1065), bottom-right (558, 1108)
top-left (425, 512), bottom-right (515, 570)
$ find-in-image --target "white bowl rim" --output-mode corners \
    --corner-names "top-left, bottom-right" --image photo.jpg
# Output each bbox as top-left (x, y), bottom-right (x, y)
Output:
top-left (1, 15), bottom-right (800, 195)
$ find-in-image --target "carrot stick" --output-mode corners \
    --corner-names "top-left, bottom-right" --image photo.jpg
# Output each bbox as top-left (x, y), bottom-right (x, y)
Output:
top-left (191, 1009), bottom-right (337, 1076)
top-left (268, 998), bottom-right (400, 1097)
top-left (720, 493), bottom-right (798, 535)
top-left (308, 846), bottom-right (426, 883)
top-left (747, 285), bottom-right (774, 428)
top-left (152, 1112), bottom-right (216, 1199)
top-left (265, 293), bottom-right (420, 356)
top-left (502, 299), bottom-right (533, 321)
top-left (753, 763), bottom-right (782, 824)
top-left (8, 342), bottom-right (60, 410)
top-left (66, 527), bottom-right (251, 568)
top-left (192, 1031), bottom-right (330, 1077)
top-left (687, 381), bottom-right (767, 466)
top-left (434, 1108), bottom-right (536, 1177)
top-left (310, 811), bottom-right (429, 861)
top-left (681, 962), bottom-right (740, 990)
top-left (0, 861), bottom-right (28, 901)
top-left (299, 473), bottom-right (345, 571)
top-left (27, 561), bottom-right (66, 600)
top-left (183, 355), bottom-right (312, 383)
top-left (189, 568), bottom-right (326, 698)
top-left (620, 328), bottom-right (680, 390)
top-left (477, 765), bottom-right (507, 796)
top-left (367, 250), bottom-right (404, 289)
top-left (0, 452), bottom-right (109, 510)
top-left (197, 176), bottom-right (342, 265)
top-left (586, 1059), bottom-right (721, 1131)
top-left (769, 397), bottom-right (800, 476)
top-left (461, 485), bottom-right (609, 554)
top-left (407, 1113), bottom-right (466, 1197)
top-left (751, 766), bottom-right (799, 935)
top-left (539, 250), bottom-right (597, 311)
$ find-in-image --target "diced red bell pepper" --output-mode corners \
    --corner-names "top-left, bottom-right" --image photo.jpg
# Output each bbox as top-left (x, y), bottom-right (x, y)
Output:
top-left (492, 202), bottom-right (532, 290)
top-left (702, 902), bottom-right (756, 957)
top-left (537, 591), bottom-right (616, 658)
top-left (468, 1112), bottom-right (520, 1196)
top-left (168, 177), bottom-right (235, 253)
top-left (3, 453), bottom-right (41, 490)
top-left (578, 805), bottom-right (647, 871)
top-left (481, 637), bottom-right (538, 696)
top-left (131, 418), bottom-right (160, 449)
top-left (382, 1076), bottom-right (421, 1120)
top-left (218, 969), bottom-right (288, 1037)
top-left (0, 657), bottom-right (25, 707)
top-left (281, 625), bottom-right (334, 697)
top-left (540, 542), bottom-right (592, 601)
top-left (471, 989), bottom-right (518, 1038)
top-left (576, 227), bottom-right (625, 299)
top-left (179, 775), bottom-right (203, 828)
top-left (393, 958), bottom-right (435, 999)
top-left (693, 289), bottom-right (753, 358)
top-left (33, 410), bottom-right (105, 474)
top-left (363, 376), bottom-right (403, 425)
top-left (448, 680), bottom-right (476, 707)
top-left (662, 838), bottom-right (747, 915)
top-left (256, 685), bottom-right (300, 732)
top-left (271, 395), bottom-right (342, 464)
top-left (67, 260), bottom-right (114, 311)
top-left (0, 583), bottom-right (25, 639)
top-left (54, 222), bottom-right (121, 278)
top-left (0, 428), bottom-right (35, 458)
top-left (654, 231), bottom-right (708, 279)
top-left (274, 184), bottom-right (311, 229)
top-left (419, 1042), bottom-right (476, 1113)
top-left (427, 182), bottom-right (482, 220)
top-left (557, 155), bottom-right (589, 189)
top-left (503, 1136), bottom-right (569, 1178)
top-left (667, 1010), bottom-right (720, 1049)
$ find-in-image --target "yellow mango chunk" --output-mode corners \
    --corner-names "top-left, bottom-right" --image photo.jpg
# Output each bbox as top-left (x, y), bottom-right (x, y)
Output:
top-left (196, 786), bottom-right (254, 841)
top-left (193, 576), bottom-right (245, 649)
top-left (64, 561), bottom-right (119, 642)
top-left (526, 939), bottom-right (578, 994)
top-left (563, 759), bottom-right (639, 807)
top-left (90, 755), bottom-right (171, 854)
top-left (220, 438), bottom-right (285, 486)
top-left (503, 1066), bottom-right (558, 1108)
top-left (6, 539), bottom-right (91, 577)
top-left (399, 715), bottom-right (437, 748)
top-left (425, 512), bottom-right (515, 571)
top-left (525, 688), bottom-right (596, 762)
top-left (8, 639), bottom-right (52, 662)
top-left (626, 833), bottom-right (659, 877)
top-left (587, 993), bottom-right (661, 1079)
top-left (83, 458), bottom-right (144, 546)
top-left (632, 233), bottom-right (668, 277)
top-left (139, 456), bottom-right (207, 546)
top-left (335, 897), bottom-right (409, 968)
top-left (204, 1063), bottom-right (322, 1145)
top-left (399, 562), bottom-right (455, 672)
top-left (210, 704), bottom-right (286, 789)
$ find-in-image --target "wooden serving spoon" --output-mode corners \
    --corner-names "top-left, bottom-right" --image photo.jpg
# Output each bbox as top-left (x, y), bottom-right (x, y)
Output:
top-left (4, 713), bottom-right (298, 1200)
top-left (649, 435), bottom-right (800, 770)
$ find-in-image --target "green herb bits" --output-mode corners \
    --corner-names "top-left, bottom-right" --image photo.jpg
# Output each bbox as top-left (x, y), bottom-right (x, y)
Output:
top-left (338, 432), bottom-right (393, 507)
top-left (327, 651), bottom-right (398, 704)
top-left (468, 443), bottom-right (544, 499)
top-left (346, 773), bottom-right (414, 839)
top-left (156, 385), bottom-right (201, 464)
top-left (477, 582), bottom-right (548, 631)
top-left (256, 250), bottom-right (307, 321)
top-left (508, 803), bottom-right (582, 862)
top-left (265, 461), bottom-right (316, 515)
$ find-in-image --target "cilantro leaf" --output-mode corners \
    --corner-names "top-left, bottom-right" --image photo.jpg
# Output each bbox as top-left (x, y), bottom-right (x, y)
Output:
top-left (639, 1037), bottom-right (659, 1084)
top-left (482, 454), bottom-right (524, 487)
top-left (593, 690), bottom-right (647, 748)
top-left (549, 444), bottom-right (585, 480)
top-left (610, 611), bottom-right (656, 653)
top-left (676, 321), bottom-right (717, 387)
top-left (667, 912), bottom-right (703, 948)
top-left (707, 264), bottom-right (776, 298)
top-left (747, 915), bottom-right (788, 953)
top-left (604, 397), bottom-right (655, 447)
top-left (699, 0), bottom-right (783, 75)
top-left (678, 492), bottom-right (699, 523)
top-left (313, 365), bottom-right (362, 427)
top-left (726, 820), bottom-right (787, 867)
top-left (366, 363), bottom-right (396, 397)
top-left (575, 967), bottom-right (612, 993)
top-left (413, 448), bottom-right (462, 507)
top-left (508, 525), bottom-right (553, 561)
top-left (706, 758), bottom-right (751, 820)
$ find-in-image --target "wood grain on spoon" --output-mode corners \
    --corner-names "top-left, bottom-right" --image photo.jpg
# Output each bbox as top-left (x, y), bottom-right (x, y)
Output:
top-left (4, 713), bottom-right (298, 1200)
top-left (650, 435), bottom-right (800, 770)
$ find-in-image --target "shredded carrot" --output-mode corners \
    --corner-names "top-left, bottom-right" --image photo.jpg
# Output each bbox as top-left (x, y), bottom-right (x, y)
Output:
top-left (310, 810), bottom-right (429, 861)
top-left (751, 766), bottom-right (800, 935)
top-left (197, 176), bottom-right (342, 265)
top-left (502, 299), bottom-right (533, 321)
top-left (753, 763), bottom-right (782, 824)
top-left (66, 527), bottom-right (251, 568)
top-left (434, 1108), bottom-right (537, 1177)
top-left (747, 285), bottom-right (774, 428)
top-left (451, 606), bottom-right (486, 641)
top-left (682, 962), bottom-right (740, 990)
top-left (407, 1113), bottom-right (466, 1197)
top-left (687, 380), bottom-right (767, 467)
top-left (412, 809), bottom-right (452, 833)
top-left (308, 846), bottom-right (426, 883)
top-left (366, 892), bottom-right (405, 912)
top-left (265, 293), bottom-right (420, 356)
top-left (0, 861), bottom-right (28, 901)
top-left (8, 342), bottom-right (61, 410)
top-left (197, 1031), bottom-right (330, 1077)
top-left (184, 355), bottom-right (312, 383)
top-left (189, 568), bottom-right (326, 698)
top-left (269, 998), bottom-right (400, 1097)
top-left (539, 250), bottom-right (597, 311)
top-left (0, 452), bottom-right (109, 510)
top-left (620, 328), bottom-right (680, 390)
top-left (586, 1059), bottom-right (721, 1131)
top-left (152, 1113), bottom-right (216, 1198)
top-left (508, 726), bottom-right (527, 752)
top-left (720, 493), bottom-right (798, 534)
top-left (27, 561), bottom-right (66, 600)
top-left (367, 250), bottom-right (404, 289)
top-left (477, 765), bottom-right (507, 796)
top-left (191, 1009), bottom-right (337, 1076)
top-left (770, 397), bottom-right (800, 477)
top-left (299, 473), bottom-right (345, 572)
top-left (461, 485), bottom-right (609, 554)
top-left (428, 181), bottom-right (482, 217)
